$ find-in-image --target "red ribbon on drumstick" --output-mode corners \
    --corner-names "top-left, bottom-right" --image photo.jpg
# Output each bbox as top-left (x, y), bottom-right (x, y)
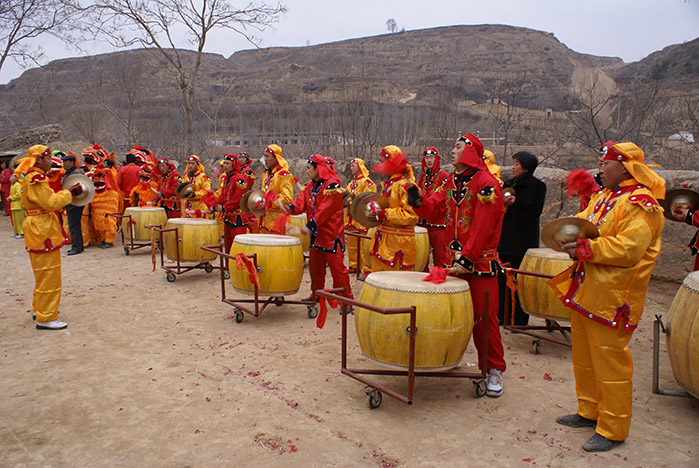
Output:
top-left (234, 253), bottom-right (260, 288)
top-left (316, 291), bottom-right (339, 329)
top-left (423, 266), bottom-right (447, 284)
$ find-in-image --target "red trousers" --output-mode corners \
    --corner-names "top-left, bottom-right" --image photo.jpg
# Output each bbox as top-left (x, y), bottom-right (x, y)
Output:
top-left (461, 273), bottom-right (506, 372)
top-left (426, 227), bottom-right (448, 270)
top-left (224, 224), bottom-right (246, 255)
top-left (309, 248), bottom-right (353, 300)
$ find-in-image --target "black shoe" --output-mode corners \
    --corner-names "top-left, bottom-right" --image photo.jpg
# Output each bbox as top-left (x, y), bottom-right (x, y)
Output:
top-left (556, 414), bottom-right (597, 428)
top-left (67, 249), bottom-right (82, 256)
top-left (582, 433), bottom-right (624, 452)
top-left (301, 296), bottom-right (314, 303)
top-left (100, 242), bottom-right (113, 249)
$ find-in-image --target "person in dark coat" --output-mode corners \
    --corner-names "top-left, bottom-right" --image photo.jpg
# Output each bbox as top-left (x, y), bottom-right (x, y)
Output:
top-left (61, 153), bottom-right (84, 255)
top-left (497, 151), bottom-right (547, 325)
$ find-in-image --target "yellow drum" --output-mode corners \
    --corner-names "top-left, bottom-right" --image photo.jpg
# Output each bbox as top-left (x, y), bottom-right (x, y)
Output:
top-left (414, 226), bottom-right (429, 271)
top-left (288, 214), bottom-right (310, 252)
top-left (123, 207), bottom-right (167, 242)
top-left (163, 218), bottom-right (219, 263)
top-left (355, 271), bottom-right (473, 370)
top-left (666, 271), bottom-right (699, 399)
top-left (230, 234), bottom-right (304, 296)
top-left (363, 227), bottom-right (427, 272)
top-left (518, 248), bottom-right (574, 321)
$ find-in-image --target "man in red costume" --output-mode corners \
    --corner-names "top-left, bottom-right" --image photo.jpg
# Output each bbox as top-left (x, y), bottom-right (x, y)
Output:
top-left (214, 155), bottom-right (250, 253)
top-left (409, 133), bottom-right (507, 397)
top-left (237, 152), bottom-right (256, 189)
top-left (117, 152), bottom-right (142, 205)
top-left (153, 158), bottom-right (180, 218)
top-left (417, 147), bottom-right (449, 269)
top-left (288, 155), bottom-right (353, 306)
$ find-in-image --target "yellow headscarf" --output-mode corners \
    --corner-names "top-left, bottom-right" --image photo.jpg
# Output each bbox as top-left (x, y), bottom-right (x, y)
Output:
top-left (351, 158), bottom-right (370, 178)
top-left (609, 142), bottom-right (665, 199)
top-left (14, 145), bottom-right (50, 177)
top-left (186, 154), bottom-right (206, 175)
top-left (264, 144), bottom-right (289, 172)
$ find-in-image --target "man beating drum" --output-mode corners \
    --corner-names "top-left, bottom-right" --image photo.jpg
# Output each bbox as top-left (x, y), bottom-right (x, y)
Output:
top-left (408, 133), bottom-right (507, 398)
top-left (547, 142), bottom-right (665, 452)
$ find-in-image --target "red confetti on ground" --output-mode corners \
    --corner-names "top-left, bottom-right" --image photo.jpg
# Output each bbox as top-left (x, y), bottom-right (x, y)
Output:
top-left (522, 458), bottom-right (533, 462)
top-left (519, 376), bottom-right (526, 379)
top-left (543, 373), bottom-right (553, 381)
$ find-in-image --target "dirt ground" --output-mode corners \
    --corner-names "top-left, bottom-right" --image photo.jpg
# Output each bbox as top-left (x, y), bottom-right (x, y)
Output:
top-left (1, 216), bottom-right (697, 468)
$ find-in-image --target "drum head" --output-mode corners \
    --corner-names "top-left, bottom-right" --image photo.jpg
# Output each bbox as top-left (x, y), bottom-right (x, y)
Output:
top-left (365, 271), bottom-right (470, 294)
top-left (234, 233), bottom-right (301, 247)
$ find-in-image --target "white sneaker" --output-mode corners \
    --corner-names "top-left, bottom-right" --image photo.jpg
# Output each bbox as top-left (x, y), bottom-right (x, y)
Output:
top-left (36, 319), bottom-right (68, 330)
top-left (486, 369), bottom-right (503, 397)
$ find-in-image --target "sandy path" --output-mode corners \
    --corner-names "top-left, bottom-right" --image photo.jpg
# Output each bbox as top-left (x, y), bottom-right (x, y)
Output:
top-left (0, 217), bottom-right (697, 468)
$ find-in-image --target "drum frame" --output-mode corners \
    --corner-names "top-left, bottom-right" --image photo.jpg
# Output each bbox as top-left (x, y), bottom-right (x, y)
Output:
top-left (345, 230), bottom-right (372, 281)
top-left (314, 287), bottom-right (491, 409)
top-left (150, 225), bottom-right (226, 283)
top-left (108, 211), bottom-right (163, 255)
top-left (651, 315), bottom-right (693, 398)
top-left (503, 267), bottom-right (572, 354)
top-left (201, 245), bottom-right (318, 322)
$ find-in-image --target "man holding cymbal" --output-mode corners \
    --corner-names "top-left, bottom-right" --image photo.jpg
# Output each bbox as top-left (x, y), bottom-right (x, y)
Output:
top-left (547, 142), bottom-right (665, 452)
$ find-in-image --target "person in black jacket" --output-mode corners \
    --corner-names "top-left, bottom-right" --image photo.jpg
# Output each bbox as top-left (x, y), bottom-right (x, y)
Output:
top-left (497, 151), bottom-right (547, 325)
top-left (61, 153), bottom-right (84, 256)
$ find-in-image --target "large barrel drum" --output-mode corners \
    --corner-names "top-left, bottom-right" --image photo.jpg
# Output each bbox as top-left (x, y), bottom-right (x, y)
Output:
top-left (288, 214), bottom-right (310, 252)
top-left (666, 271), bottom-right (699, 399)
top-left (363, 227), bottom-right (428, 272)
top-left (123, 207), bottom-right (167, 242)
top-left (414, 226), bottom-right (429, 271)
top-left (518, 248), bottom-right (574, 321)
top-left (163, 218), bottom-right (219, 263)
top-left (355, 271), bottom-right (473, 371)
top-left (229, 234), bottom-right (304, 296)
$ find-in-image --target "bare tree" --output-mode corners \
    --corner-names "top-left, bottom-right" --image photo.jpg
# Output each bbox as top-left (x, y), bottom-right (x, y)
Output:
top-left (0, 0), bottom-right (83, 74)
top-left (486, 72), bottom-right (531, 159)
top-left (70, 105), bottom-right (107, 143)
top-left (386, 18), bottom-right (397, 34)
top-left (87, 0), bottom-right (286, 154)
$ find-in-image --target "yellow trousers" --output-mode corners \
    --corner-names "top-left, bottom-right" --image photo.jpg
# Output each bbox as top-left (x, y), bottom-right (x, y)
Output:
top-left (571, 312), bottom-right (634, 441)
top-left (28, 250), bottom-right (62, 322)
top-left (12, 209), bottom-right (26, 235)
top-left (345, 229), bottom-right (367, 270)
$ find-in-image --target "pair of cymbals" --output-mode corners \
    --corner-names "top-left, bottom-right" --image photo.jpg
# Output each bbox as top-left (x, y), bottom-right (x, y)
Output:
top-left (541, 217), bottom-right (599, 252)
top-left (350, 192), bottom-right (388, 228)
top-left (62, 173), bottom-right (95, 206)
top-left (174, 182), bottom-right (194, 198)
top-left (240, 190), bottom-right (265, 216)
top-left (659, 188), bottom-right (699, 221)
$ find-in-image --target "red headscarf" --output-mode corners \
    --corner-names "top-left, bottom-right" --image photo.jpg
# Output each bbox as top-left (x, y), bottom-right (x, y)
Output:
top-left (421, 147), bottom-right (441, 173)
top-left (308, 154), bottom-right (338, 180)
top-left (374, 145), bottom-right (409, 177)
top-left (455, 133), bottom-right (486, 170)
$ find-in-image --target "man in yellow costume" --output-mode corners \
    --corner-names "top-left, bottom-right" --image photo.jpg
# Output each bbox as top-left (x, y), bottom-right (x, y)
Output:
top-left (367, 145), bottom-right (418, 271)
top-left (482, 149), bottom-right (502, 185)
top-left (343, 158), bottom-right (375, 273)
top-left (548, 142), bottom-right (665, 452)
top-left (259, 144), bottom-right (295, 234)
top-left (16, 145), bottom-right (84, 330)
top-left (181, 154), bottom-right (212, 218)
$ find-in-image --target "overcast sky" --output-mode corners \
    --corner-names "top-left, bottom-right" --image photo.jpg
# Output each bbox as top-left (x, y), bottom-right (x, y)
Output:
top-left (1, 0), bottom-right (697, 84)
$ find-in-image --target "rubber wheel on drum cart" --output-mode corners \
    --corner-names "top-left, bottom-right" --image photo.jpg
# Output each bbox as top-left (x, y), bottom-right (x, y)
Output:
top-left (166, 272), bottom-right (176, 283)
top-left (368, 389), bottom-right (382, 409)
top-left (223, 269), bottom-right (230, 280)
top-left (473, 380), bottom-right (486, 398)
top-left (273, 296), bottom-right (284, 306)
top-left (532, 339), bottom-right (541, 355)
top-left (123, 247), bottom-right (129, 255)
top-left (307, 305), bottom-right (318, 319)
top-left (234, 310), bottom-right (244, 323)
top-left (204, 263), bottom-right (214, 273)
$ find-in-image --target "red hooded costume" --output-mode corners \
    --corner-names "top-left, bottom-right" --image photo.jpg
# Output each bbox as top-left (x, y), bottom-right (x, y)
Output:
top-left (417, 147), bottom-right (449, 269)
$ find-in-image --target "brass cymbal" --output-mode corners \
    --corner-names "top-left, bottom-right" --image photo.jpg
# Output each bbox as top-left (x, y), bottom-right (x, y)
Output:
top-left (239, 191), bottom-right (253, 214)
top-left (541, 217), bottom-right (600, 252)
top-left (659, 188), bottom-right (699, 221)
top-left (62, 173), bottom-right (95, 206)
top-left (350, 192), bottom-right (389, 228)
top-left (174, 182), bottom-right (194, 198)
top-left (245, 189), bottom-right (266, 217)
top-left (503, 187), bottom-right (516, 202)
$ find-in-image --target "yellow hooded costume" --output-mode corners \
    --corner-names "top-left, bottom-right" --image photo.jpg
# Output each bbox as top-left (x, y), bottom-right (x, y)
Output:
top-left (547, 142), bottom-right (665, 442)
top-left (344, 158), bottom-right (376, 270)
top-left (260, 144), bottom-right (295, 234)
top-left (18, 145), bottom-right (74, 324)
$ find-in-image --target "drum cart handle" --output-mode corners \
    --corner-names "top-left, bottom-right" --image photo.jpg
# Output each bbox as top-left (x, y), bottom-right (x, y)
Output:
top-left (345, 231), bottom-right (372, 281)
top-left (651, 315), bottom-right (691, 398)
top-left (151, 226), bottom-right (180, 268)
top-left (316, 287), bottom-right (419, 405)
top-left (200, 246), bottom-right (263, 314)
top-left (108, 212), bottom-right (133, 248)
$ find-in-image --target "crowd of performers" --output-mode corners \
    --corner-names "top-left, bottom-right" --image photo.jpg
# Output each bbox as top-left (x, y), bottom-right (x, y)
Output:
top-left (8, 131), bottom-right (698, 454)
